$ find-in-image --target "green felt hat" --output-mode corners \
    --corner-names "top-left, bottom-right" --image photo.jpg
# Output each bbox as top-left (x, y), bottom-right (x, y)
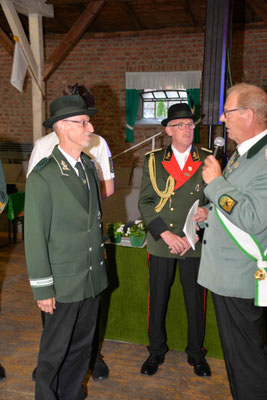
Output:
top-left (43, 95), bottom-right (97, 129)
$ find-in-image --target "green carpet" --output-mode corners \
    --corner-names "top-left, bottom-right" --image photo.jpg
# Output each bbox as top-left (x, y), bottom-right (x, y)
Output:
top-left (100, 244), bottom-right (223, 359)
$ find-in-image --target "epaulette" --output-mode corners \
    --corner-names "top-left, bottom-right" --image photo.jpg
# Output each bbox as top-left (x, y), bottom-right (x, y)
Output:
top-left (33, 157), bottom-right (51, 172)
top-left (200, 147), bottom-right (213, 154)
top-left (145, 148), bottom-right (162, 156)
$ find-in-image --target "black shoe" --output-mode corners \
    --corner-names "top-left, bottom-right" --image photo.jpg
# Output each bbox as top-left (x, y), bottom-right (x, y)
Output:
top-left (187, 356), bottom-right (211, 377)
top-left (0, 364), bottom-right (6, 382)
top-left (141, 354), bottom-right (165, 376)
top-left (91, 353), bottom-right (109, 381)
top-left (32, 366), bottom-right (37, 382)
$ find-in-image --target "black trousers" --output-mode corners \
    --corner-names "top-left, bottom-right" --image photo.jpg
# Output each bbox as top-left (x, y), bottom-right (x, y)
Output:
top-left (35, 296), bottom-right (99, 400)
top-left (40, 306), bottom-right (101, 368)
top-left (212, 293), bottom-right (267, 400)
top-left (147, 255), bottom-right (207, 359)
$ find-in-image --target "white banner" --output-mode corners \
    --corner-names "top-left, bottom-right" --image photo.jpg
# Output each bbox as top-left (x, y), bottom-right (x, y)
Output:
top-left (10, 42), bottom-right (29, 92)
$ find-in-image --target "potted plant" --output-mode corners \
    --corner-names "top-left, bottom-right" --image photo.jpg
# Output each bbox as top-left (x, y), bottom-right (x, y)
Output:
top-left (126, 220), bottom-right (147, 247)
top-left (107, 221), bottom-right (125, 243)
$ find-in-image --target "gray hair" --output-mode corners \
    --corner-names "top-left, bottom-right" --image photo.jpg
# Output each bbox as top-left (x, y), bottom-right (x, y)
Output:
top-left (227, 83), bottom-right (267, 123)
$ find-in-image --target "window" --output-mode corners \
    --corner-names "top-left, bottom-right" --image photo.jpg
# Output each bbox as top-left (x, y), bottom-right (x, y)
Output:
top-left (136, 89), bottom-right (188, 124)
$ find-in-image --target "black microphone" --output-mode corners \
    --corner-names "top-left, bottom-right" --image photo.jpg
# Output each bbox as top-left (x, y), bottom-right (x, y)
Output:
top-left (213, 137), bottom-right (225, 159)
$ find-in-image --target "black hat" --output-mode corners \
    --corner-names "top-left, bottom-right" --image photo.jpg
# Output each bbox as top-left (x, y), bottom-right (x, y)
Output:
top-left (161, 103), bottom-right (196, 127)
top-left (43, 95), bottom-right (98, 129)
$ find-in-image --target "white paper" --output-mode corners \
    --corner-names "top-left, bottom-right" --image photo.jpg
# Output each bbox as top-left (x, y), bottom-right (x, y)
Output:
top-left (183, 200), bottom-right (199, 250)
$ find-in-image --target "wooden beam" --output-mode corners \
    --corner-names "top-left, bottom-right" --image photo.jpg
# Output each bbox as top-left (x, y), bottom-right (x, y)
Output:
top-left (42, 0), bottom-right (106, 80)
top-left (12, 0), bottom-right (53, 18)
top-left (180, 0), bottom-right (197, 27)
top-left (0, 26), bottom-right (14, 56)
top-left (120, 2), bottom-right (145, 30)
top-left (0, 0), bottom-right (39, 79)
top-left (29, 13), bottom-right (45, 141)
top-left (247, 0), bottom-right (267, 24)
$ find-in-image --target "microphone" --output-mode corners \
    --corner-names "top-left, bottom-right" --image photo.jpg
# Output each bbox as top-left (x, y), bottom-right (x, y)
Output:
top-left (213, 137), bottom-right (225, 159)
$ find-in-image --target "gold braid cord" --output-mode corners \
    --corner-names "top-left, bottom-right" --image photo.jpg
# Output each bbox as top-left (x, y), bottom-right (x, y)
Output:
top-left (148, 153), bottom-right (175, 213)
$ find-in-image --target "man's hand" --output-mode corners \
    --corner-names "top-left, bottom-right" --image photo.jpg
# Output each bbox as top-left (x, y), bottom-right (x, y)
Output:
top-left (202, 155), bottom-right (222, 184)
top-left (193, 207), bottom-right (209, 223)
top-left (37, 298), bottom-right (56, 315)
top-left (161, 230), bottom-right (189, 254)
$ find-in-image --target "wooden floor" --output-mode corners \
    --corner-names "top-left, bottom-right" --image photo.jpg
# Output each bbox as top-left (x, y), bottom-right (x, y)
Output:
top-left (0, 237), bottom-right (232, 400)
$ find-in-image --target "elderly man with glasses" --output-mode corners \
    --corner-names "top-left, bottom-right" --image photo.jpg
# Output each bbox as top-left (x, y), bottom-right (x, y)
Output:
top-left (138, 103), bottom-right (211, 377)
top-left (195, 83), bottom-right (267, 400)
top-left (25, 95), bottom-right (108, 400)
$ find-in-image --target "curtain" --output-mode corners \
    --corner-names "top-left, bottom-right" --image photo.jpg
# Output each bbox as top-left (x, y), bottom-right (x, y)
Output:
top-left (186, 88), bottom-right (200, 143)
top-left (125, 89), bottom-right (140, 143)
top-left (126, 71), bottom-right (202, 90)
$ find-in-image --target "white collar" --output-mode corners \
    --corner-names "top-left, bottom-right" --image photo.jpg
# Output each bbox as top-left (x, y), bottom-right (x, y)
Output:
top-left (171, 144), bottom-right (191, 170)
top-left (237, 129), bottom-right (267, 157)
top-left (58, 145), bottom-right (81, 172)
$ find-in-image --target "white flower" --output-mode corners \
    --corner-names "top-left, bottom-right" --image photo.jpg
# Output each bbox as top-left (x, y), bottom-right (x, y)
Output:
top-left (117, 225), bottom-right (125, 234)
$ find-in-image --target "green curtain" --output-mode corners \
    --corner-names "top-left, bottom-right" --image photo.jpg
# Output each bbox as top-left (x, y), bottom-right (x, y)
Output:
top-left (186, 88), bottom-right (200, 143)
top-left (125, 89), bottom-right (140, 143)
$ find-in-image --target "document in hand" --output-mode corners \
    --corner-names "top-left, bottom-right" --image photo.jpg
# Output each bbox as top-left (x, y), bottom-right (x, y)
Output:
top-left (183, 199), bottom-right (199, 250)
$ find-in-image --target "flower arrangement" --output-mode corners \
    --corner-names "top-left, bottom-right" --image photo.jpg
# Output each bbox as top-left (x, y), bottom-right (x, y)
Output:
top-left (107, 220), bottom-right (147, 246)
top-left (107, 221), bottom-right (125, 243)
top-left (125, 220), bottom-right (147, 238)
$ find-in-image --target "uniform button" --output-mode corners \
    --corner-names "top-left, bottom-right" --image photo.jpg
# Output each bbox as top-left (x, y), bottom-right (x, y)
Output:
top-left (88, 229), bottom-right (91, 233)
top-left (89, 247), bottom-right (92, 251)
top-left (101, 243), bottom-right (104, 247)
top-left (99, 224), bottom-right (101, 228)
top-left (172, 192), bottom-right (175, 195)
top-left (89, 266), bottom-right (93, 270)
top-left (100, 261), bottom-right (104, 265)
top-left (203, 240), bottom-right (207, 244)
top-left (170, 223), bottom-right (173, 227)
top-left (190, 192), bottom-right (194, 195)
top-left (170, 207), bottom-right (174, 211)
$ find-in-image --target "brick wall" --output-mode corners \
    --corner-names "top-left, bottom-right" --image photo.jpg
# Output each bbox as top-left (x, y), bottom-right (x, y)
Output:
top-left (0, 28), bottom-right (266, 167)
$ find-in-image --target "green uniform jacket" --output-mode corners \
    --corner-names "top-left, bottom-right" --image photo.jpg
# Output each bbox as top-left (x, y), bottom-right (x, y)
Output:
top-left (138, 144), bottom-right (208, 259)
top-left (25, 146), bottom-right (108, 302)
top-left (198, 134), bottom-right (267, 299)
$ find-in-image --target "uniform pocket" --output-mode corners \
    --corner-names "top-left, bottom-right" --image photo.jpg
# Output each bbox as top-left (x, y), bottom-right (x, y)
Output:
top-left (52, 262), bottom-right (76, 276)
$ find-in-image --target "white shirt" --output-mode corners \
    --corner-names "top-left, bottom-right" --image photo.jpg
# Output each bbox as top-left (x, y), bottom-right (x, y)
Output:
top-left (237, 129), bottom-right (267, 157)
top-left (171, 144), bottom-right (192, 170)
top-left (57, 145), bottom-right (81, 176)
top-left (27, 131), bottom-right (115, 181)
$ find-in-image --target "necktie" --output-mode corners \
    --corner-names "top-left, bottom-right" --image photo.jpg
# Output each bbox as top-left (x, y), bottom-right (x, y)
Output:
top-left (75, 162), bottom-right (89, 193)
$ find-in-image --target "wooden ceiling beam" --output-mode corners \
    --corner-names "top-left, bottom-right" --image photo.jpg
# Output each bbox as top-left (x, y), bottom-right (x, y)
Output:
top-left (0, 26), bottom-right (14, 56)
top-left (120, 2), bottom-right (145, 30)
top-left (247, 0), bottom-right (267, 24)
top-left (42, 0), bottom-right (106, 80)
top-left (12, 0), bottom-right (53, 17)
top-left (179, 0), bottom-right (197, 27)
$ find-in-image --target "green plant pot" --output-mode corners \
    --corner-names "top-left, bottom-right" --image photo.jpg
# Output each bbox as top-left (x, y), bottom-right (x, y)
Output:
top-left (110, 234), bottom-right (121, 243)
top-left (129, 235), bottom-right (146, 247)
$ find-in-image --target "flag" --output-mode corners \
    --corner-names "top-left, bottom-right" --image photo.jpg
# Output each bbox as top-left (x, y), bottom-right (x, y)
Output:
top-left (10, 40), bottom-right (29, 92)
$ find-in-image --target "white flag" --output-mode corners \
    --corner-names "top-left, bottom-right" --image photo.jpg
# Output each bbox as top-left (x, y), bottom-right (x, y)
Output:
top-left (10, 41), bottom-right (29, 92)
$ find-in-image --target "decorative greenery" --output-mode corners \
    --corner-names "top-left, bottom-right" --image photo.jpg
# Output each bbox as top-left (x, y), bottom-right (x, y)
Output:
top-left (107, 221), bottom-right (125, 237)
top-left (107, 220), bottom-right (147, 239)
top-left (125, 220), bottom-right (147, 238)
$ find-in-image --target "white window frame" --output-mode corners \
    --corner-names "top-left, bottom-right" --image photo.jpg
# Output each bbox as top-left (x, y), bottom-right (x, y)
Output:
top-left (126, 71), bottom-right (201, 126)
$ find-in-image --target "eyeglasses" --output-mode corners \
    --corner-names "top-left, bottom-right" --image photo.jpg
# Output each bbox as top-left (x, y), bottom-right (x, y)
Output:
top-left (167, 122), bottom-right (195, 130)
top-left (63, 119), bottom-right (91, 128)
top-left (222, 108), bottom-right (247, 118)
